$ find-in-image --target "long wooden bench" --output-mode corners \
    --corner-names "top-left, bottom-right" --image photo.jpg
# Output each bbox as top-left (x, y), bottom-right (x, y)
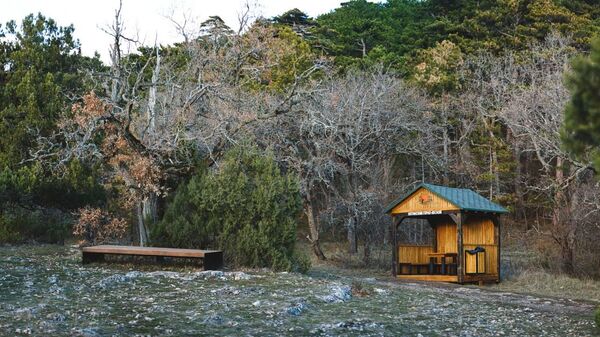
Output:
top-left (82, 245), bottom-right (223, 270)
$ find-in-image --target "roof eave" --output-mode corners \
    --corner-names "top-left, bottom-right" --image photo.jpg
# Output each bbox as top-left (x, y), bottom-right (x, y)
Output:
top-left (462, 207), bottom-right (509, 214)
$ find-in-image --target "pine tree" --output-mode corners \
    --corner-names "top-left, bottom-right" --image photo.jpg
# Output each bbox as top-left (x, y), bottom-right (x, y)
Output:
top-left (563, 36), bottom-right (600, 170)
top-left (152, 146), bottom-right (308, 272)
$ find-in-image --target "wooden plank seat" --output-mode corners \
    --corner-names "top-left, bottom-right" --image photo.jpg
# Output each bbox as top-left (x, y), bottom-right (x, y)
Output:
top-left (82, 245), bottom-right (223, 270)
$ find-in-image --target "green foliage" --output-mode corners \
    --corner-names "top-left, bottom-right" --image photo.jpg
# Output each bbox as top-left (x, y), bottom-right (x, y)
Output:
top-left (269, 26), bottom-right (317, 92)
top-left (0, 216), bottom-right (21, 243)
top-left (314, 0), bottom-right (600, 74)
top-left (469, 120), bottom-right (517, 207)
top-left (315, 0), bottom-right (386, 58)
top-left (0, 14), bottom-right (105, 243)
top-left (0, 162), bottom-right (105, 243)
top-left (0, 13), bottom-right (101, 166)
top-left (0, 203), bottom-right (71, 244)
top-left (35, 160), bottom-right (106, 210)
top-left (152, 146), bottom-right (307, 272)
top-left (595, 306), bottom-right (600, 328)
top-left (0, 162), bottom-right (105, 210)
top-left (411, 40), bottom-right (464, 94)
top-left (244, 25), bottom-right (319, 93)
top-left (273, 8), bottom-right (313, 27)
top-left (563, 36), bottom-right (600, 171)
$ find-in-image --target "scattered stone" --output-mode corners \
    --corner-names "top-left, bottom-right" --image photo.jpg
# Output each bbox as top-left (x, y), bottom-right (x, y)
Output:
top-left (374, 288), bottom-right (388, 295)
top-left (195, 270), bottom-right (225, 279)
top-left (94, 274), bottom-right (137, 289)
top-left (14, 327), bottom-right (32, 335)
top-left (285, 302), bottom-right (307, 316)
top-left (14, 307), bottom-right (36, 319)
top-left (232, 272), bottom-right (252, 280)
top-left (203, 314), bottom-right (224, 325)
top-left (46, 313), bottom-right (66, 321)
top-left (47, 275), bottom-right (58, 284)
top-left (147, 271), bottom-right (182, 279)
top-left (72, 327), bottom-right (100, 337)
top-left (320, 285), bottom-right (352, 303)
top-left (320, 319), bottom-right (382, 331)
top-left (210, 285), bottom-right (240, 295)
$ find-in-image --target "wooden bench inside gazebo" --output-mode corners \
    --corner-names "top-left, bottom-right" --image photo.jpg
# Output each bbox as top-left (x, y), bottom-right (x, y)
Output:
top-left (386, 183), bottom-right (508, 284)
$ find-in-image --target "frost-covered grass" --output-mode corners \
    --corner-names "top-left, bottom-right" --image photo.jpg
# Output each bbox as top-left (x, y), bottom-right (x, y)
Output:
top-left (0, 245), bottom-right (596, 336)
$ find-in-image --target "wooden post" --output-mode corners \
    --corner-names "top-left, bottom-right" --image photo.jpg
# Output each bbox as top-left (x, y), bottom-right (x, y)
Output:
top-left (392, 215), bottom-right (405, 276)
top-left (449, 212), bottom-right (464, 284)
top-left (492, 215), bottom-right (501, 282)
top-left (392, 215), bottom-right (397, 276)
top-left (427, 218), bottom-right (437, 253)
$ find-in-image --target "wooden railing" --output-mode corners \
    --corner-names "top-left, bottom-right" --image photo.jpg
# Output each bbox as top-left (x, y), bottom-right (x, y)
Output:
top-left (398, 243), bottom-right (497, 276)
top-left (398, 244), bottom-right (433, 264)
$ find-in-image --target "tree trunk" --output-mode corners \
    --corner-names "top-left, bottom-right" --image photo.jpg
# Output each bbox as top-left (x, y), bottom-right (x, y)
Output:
top-left (305, 199), bottom-right (326, 260)
top-left (560, 239), bottom-right (575, 275)
top-left (440, 94), bottom-right (450, 185)
top-left (136, 201), bottom-right (149, 247)
top-left (347, 216), bottom-right (358, 254)
top-left (146, 46), bottom-right (160, 134)
top-left (362, 241), bottom-right (370, 265)
top-left (347, 167), bottom-right (358, 255)
top-left (142, 192), bottom-right (158, 225)
top-left (509, 127), bottom-right (525, 227)
top-left (552, 156), bottom-right (576, 274)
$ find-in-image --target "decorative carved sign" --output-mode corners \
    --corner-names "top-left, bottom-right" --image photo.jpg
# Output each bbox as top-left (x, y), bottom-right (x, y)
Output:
top-left (418, 193), bottom-right (432, 204)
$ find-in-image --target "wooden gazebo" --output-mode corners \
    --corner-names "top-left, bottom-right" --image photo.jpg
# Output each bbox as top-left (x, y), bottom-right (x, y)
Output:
top-left (386, 183), bottom-right (508, 284)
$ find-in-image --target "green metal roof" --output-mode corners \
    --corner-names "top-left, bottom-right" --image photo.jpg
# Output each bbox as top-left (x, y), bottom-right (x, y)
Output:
top-left (385, 183), bottom-right (509, 214)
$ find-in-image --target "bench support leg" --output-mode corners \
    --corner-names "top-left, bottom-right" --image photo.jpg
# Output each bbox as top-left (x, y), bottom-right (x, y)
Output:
top-left (203, 252), bottom-right (223, 270)
top-left (82, 252), bottom-right (105, 264)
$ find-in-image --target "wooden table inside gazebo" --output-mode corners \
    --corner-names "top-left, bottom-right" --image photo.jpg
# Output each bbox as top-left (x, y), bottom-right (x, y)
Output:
top-left (426, 252), bottom-right (457, 275)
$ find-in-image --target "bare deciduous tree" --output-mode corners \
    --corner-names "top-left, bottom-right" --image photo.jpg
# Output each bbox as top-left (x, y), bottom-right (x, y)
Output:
top-left (28, 5), bottom-right (324, 246)
top-left (270, 68), bottom-right (440, 259)
top-left (461, 33), bottom-right (599, 274)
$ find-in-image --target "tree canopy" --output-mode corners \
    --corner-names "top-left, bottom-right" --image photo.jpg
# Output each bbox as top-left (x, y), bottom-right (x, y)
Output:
top-left (313, 0), bottom-right (600, 72)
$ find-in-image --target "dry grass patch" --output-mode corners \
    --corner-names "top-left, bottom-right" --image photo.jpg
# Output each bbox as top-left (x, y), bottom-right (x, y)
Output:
top-left (492, 269), bottom-right (600, 303)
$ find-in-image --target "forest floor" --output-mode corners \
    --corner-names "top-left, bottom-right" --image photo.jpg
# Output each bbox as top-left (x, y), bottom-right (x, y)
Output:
top-left (0, 244), bottom-right (598, 336)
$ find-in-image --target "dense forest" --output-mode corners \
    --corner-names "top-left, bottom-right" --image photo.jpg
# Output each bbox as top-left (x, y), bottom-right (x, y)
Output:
top-left (1, 0), bottom-right (600, 276)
